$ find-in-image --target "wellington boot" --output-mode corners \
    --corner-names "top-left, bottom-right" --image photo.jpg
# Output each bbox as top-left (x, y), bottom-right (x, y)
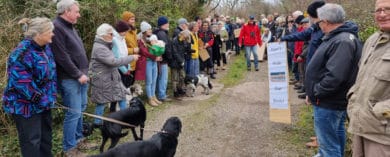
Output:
top-left (153, 97), bottom-right (162, 105)
top-left (148, 99), bottom-right (159, 107)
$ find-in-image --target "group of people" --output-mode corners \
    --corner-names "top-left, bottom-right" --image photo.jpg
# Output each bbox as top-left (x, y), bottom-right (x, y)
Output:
top-left (259, 0), bottom-right (389, 157)
top-left (2, 0), bottom-right (389, 156)
top-left (1, 0), bottom-right (250, 156)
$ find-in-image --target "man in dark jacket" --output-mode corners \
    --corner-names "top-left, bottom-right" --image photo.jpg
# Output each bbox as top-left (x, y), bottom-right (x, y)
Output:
top-left (172, 18), bottom-right (188, 39)
top-left (50, 0), bottom-right (89, 156)
top-left (225, 16), bottom-right (235, 51)
top-left (154, 16), bottom-right (173, 102)
top-left (305, 3), bottom-right (362, 157)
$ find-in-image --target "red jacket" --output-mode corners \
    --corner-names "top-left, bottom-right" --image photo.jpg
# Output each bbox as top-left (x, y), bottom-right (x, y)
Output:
top-left (198, 30), bottom-right (214, 47)
top-left (135, 39), bottom-right (158, 80)
top-left (293, 26), bottom-right (305, 63)
top-left (238, 22), bottom-right (262, 46)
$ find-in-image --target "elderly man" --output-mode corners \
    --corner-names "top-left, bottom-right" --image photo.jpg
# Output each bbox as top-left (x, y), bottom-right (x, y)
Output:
top-left (305, 3), bottom-right (362, 157)
top-left (173, 18), bottom-right (188, 38)
top-left (347, 0), bottom-right (390, 156)
top-left (50, 0), bottom-right (89, 156)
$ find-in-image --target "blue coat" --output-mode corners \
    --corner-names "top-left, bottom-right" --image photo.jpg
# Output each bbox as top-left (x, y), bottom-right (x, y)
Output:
top-left (281, 23), bottom-right (324, 65)
top-left (2, 39), bottom-right (57, 118)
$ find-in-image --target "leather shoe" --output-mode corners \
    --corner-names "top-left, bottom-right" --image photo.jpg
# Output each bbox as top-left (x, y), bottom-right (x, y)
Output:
top-left (298, 94), bottom-right (306, 99)
top-left (294, 85), bottom-right (302, 90)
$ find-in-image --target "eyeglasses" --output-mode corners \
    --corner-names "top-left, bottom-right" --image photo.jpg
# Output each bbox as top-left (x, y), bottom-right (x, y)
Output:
top-left (316, 20), bottom-right (324, 25)
top-left (288, 21), bottom-right (294, 23)
top-left (373, 8), bottom-right (390, 15)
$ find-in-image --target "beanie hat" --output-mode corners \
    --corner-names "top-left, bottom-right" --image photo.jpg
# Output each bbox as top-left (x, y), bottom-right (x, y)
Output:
top-left (140, 21), bottom-right (151, 33)
top-left (157, 16), bottom-right (169, 27)
top-left (295, 15), bottom-right (305, 24)
top-left (115, 20), bottom-right (130, 33)
top-left (307, 0), bottom-right (326, 18)
top-left (122, 11), bottom-right (135, 21)
top-left (178, 18), bottom-right (188, 25)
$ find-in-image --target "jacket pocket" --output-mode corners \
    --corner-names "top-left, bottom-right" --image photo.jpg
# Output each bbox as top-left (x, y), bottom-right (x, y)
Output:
top-left (358, 105), bottom-right (387, 134)
top-left (369, 71), bottom-right (390, 104)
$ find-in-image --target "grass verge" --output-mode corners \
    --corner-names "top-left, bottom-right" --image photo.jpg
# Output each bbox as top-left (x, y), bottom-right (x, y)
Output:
top-left (219, 54), bottom-right (247, 88)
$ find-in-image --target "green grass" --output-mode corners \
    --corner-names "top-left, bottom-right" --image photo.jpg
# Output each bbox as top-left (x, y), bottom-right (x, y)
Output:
top-left (279, 105), bottom-right (353, 157)
top-left (274, 105), bottom-right (317, 156)
top-left (219, 53), bottom-right (247, 88)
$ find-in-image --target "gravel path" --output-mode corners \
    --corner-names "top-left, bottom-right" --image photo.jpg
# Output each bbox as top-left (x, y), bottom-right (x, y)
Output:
top-left (140, 59), bottom-right (309, 157)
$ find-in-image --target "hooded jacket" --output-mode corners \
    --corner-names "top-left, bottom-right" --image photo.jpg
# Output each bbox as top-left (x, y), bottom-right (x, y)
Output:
top-left (89, 38), bottom-right (134, 104)
top-left (305, 21), bottom-right (362, 110)
top-left (238, 22), bottom-right (262, 46)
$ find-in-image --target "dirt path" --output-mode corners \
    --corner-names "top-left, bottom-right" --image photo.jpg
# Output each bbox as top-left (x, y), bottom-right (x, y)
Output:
top-left (142, 58), bottom-right (307, 157)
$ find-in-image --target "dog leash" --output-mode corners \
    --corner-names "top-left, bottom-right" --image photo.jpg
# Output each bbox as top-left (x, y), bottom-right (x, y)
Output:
top-left (54, 102), bottom-right (167, 134)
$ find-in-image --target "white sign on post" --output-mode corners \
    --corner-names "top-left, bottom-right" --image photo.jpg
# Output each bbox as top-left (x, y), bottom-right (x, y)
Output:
top-left (267, 42), bottom-right (291, 124)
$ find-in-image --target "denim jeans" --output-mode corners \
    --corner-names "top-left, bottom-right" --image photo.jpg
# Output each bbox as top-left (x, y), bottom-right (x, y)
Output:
top-left (59, 79), bottom-right (88, 151)
top-left (313, 105), bottom-right (347, 157)
top-left (157, 63), bottom-right (168, 100)
top-left (146, 60), bottom-right (158, 99)
top-left (244, 45), bottom-right (259, 69)
top-left (95, 99), bottom-right (126, 124)
top-left (13, 110), bottom-right (52, 157)
top-left (185, 58), bottom-right (199, 78)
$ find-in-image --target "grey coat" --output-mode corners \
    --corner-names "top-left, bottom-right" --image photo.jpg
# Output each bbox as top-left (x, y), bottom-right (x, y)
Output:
top-left (89, 38), bottom-right (135, 104)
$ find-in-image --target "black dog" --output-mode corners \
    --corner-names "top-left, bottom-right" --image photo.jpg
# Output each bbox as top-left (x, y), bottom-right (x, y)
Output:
top-left (99, 97), bottom-right (146, 153)
top-left (82, 122), bottom-right (94, 137)
top-left (90, 117), bottom-right (182, 157)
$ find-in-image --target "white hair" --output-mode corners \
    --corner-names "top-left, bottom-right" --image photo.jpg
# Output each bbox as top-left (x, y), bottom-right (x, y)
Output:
top-left (317, 3), bottom-right (345, 24)
top-left (292, 10), bottom-right (303, 18)
top-left (96, 23), bottom-right (113, 39)
top-left (18, 17), bottom-right (54, 38)
top-left (261, 18), bottom-right (268, 24)
top-left (56, 0), bottom-right (79, 14)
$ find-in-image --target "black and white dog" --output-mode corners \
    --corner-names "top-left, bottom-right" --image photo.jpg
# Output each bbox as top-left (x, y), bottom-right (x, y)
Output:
top-left (184, 74), bottom-right (213, 97)
top-left (90, 117), bottom-right (182, 157)
top-left (126, 84), bottom-right (143, 105)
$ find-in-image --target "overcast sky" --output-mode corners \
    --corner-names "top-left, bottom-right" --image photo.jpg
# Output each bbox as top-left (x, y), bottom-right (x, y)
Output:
top-left (264, 0), bottom-right (280, 4)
